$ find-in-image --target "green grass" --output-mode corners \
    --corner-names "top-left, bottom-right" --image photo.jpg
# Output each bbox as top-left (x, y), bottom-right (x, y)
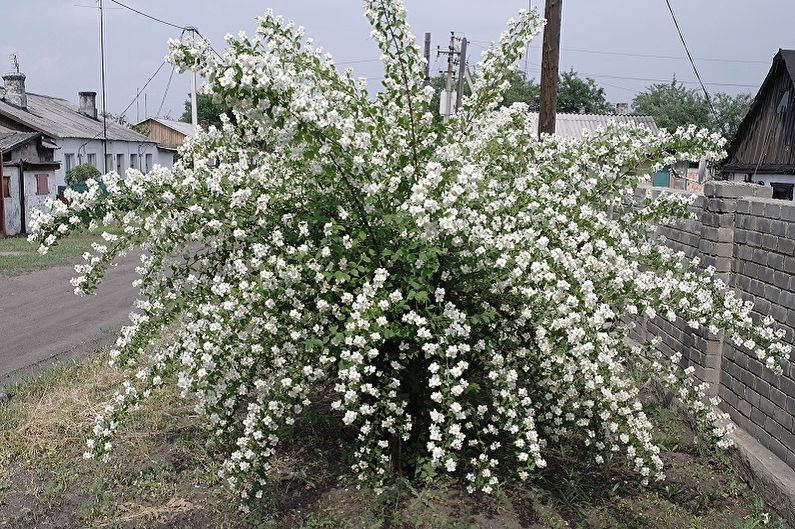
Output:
top-left (0, 228), bottom-right (118, 276)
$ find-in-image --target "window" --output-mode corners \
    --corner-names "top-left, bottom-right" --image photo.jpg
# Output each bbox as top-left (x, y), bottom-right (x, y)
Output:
top-left (145, 153), bottom-right (153, 173)
top-left (105, 154), bottom-right (113, 173)
top-left (130, 153), bottom-right (139, 170)
top-left (116, 154), bottom-right (124, 174)
top-left (64, 153), bottom-right (75, 172)
top-left (87, 153), bottom-right (97, 168)
top-left (771, 182), bottom-right (794, 201)
top-left (2, 176), bottom-right (10, 198)
top-left (35, 174), bottom-right (49, 195)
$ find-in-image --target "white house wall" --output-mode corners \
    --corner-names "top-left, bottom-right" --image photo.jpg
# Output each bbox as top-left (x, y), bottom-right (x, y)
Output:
top-left (52, 138), bottom-right (175, 197)
top-left (3, 166), bottom-right (21, 236)
top-left (728, 172), bottom-right (795, 201)
top-left (23, 170), bottom-right (52, 232)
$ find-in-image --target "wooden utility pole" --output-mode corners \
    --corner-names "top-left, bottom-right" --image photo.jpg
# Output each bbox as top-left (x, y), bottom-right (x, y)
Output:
top-left (455, 38), bottom-right (468, 112)
top-left (423, 32), bottom-right (431, 86)
top-left (538, 0), bottom-right (562, 138)
top-left (443, 32), bottom-right (455, 122)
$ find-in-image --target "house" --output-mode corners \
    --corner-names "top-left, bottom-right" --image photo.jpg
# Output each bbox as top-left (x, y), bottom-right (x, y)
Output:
top-left (0, 71), bottom-right (174, 199)
top-left (526, 110), bottom-right (691, 189)
top-left (722, 49), bottom-right (795, 201)
top-left (0, 131), bottom-right (60, 236)
top-left (527, 110), bottom-right (659, 140)
top-left (134, 117), bottom-right (196, 152)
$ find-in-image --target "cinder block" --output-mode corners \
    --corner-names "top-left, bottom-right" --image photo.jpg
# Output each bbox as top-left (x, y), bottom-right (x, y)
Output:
top-left (737, 200), bottom-right (752, 214)
top-left (763, 233), bottom-right (778, 250)
top-left (780, 238), bottom-right (795, 257)
top-left (765, 284), bottom-right (782, 303)
top-left (781, 204), bottom-right (795, 222)
top-left (772, 387), bottom-right (788, 408)
top-left (747, 231), bottom-right (763, 247)
top-left (752, 201), bottom-right (767, 216)
top-left (767, 203), bottom-right (783, 219)
top-left (774, 272), bottom-right (791, 290)
top-left (772, 221), bottom-right (789, 237)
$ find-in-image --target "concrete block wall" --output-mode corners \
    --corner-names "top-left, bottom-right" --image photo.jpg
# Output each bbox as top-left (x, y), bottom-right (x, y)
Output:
top-left (637, 181), bottom-right (795, 471)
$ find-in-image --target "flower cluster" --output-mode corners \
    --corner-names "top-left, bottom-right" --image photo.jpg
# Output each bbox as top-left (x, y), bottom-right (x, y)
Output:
top-left (30, 0), bottom-right (790, 510)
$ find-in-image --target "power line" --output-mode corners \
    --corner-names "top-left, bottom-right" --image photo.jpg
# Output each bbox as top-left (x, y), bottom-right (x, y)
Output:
top-left (156, 65), bottom-right (176, 118)
top-left (467, 39), bottom-right (768, 65)
top-left (108, 0), bottom-right (187, 30)
top-left (119, 61), bottom-right (166, 119)
top-left (664, 0), bottom-right (717, 117)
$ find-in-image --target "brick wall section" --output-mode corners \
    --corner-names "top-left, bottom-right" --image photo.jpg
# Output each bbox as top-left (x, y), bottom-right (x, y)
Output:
top-left (636, 182), bottom-right (795, 471)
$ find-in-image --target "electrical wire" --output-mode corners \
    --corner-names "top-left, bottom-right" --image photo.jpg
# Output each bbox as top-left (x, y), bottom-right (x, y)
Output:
top-left (108, 0), bottom-right (187, 30)
top-left (466, 39), bottom-right (768, 65)
top-left (664, 0), bottom-right (717, 118)
top-left (156, 65), bottom-right (176, 118)
top-left (119, 61), bottom-right (166, 120)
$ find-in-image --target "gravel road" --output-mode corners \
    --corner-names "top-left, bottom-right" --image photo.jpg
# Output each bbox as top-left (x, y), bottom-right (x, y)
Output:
top-left (0, 255), bottom-right (138, 387)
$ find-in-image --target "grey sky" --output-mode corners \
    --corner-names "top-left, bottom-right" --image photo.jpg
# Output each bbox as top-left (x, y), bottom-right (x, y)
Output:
top-left (1, 1), bottom-right (793, 123)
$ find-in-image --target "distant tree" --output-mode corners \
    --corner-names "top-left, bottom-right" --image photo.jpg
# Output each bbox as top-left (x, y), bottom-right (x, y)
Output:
top-left (633, 79), bottom-right (752, 140)
top-left (65, 163), bottom-right (101, 186)
top-left (181, 93), bottom-right (226, 128)
top-left (431, 69), bottom-right (617, 117)
top-left (710, 92), bottom-right (753, 140)
top-left (632, 78), bottom-right (711, 131)
top-left (556, 69), bottom-right (613, 114)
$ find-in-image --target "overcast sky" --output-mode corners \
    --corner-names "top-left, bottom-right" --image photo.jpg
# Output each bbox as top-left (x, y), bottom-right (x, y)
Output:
top-left (1, 0), bottom-right (793, 123)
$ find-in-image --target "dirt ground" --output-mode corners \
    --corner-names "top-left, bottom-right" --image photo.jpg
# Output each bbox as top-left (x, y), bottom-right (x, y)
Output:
top-left (0, 353), bottom-right (790, 529)
top-left (0, 252), bottom-right (137, 387)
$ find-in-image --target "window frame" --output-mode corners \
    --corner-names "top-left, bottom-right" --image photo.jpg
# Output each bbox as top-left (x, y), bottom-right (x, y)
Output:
top-left (35, 174), bottom-right (49, 196)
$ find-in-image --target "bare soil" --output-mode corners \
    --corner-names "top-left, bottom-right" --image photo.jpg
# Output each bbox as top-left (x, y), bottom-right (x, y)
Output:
top-left (0, 353), bottom-right (789, 529)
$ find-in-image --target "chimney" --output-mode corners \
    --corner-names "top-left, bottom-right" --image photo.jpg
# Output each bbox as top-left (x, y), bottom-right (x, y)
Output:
top-left (615, 102), bottom-right (629, 115)
top-left (78, 91), bottom-right (97, 119)
top-left (3, 72), bottom-right (27, 109)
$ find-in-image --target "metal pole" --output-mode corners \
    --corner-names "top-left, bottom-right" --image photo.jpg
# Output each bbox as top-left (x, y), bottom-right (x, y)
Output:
top-left (455, 38), bottom-right (467, 112)
top-left (100, 0), bottom-right (108, 173)
top-left (538, 0), bottom-right (562, 137)
top-left (443, 32), bottom-right (455, 122)
top-left (188, 27), bottom-right (198, 129)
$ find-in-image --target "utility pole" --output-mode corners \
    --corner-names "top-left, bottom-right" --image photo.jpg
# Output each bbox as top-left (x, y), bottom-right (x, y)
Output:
top-left (99, 0), bottom-right (108, 173)
top-left (538, 0), bottom-right (562, 138)
top-left (187, 26), bottom-right (199, 129)
top-left (423, 32), bottom-right (431, 86)
top-left (443, 32), bottom-right (455, 122)
top-left (455, 38), bottom-right (467, 112)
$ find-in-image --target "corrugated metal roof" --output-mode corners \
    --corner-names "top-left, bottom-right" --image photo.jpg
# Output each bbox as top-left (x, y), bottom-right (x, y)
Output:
top-left (137, 117), bottom-right (196, 137)
top-left (0, 131), bottom-right (40, 151)
top-left (0, 88), bottom-right (154, 143)
top-left (781, 49), bottom-right (795, 83)
top-left (527, 112), bottom-right (659, 140)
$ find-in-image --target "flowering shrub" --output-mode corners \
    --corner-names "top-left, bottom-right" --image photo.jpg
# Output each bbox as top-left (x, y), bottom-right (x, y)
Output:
top-left (30, 0), bottom-right (790, 509)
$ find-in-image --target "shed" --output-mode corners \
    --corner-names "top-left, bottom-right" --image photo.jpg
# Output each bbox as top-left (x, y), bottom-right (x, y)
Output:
top-left (722, 49), bottom-right (795, 200)
top-left (134, 117), bottom-right (196, 150)
top-left (0, 131), bottom-right (60, 236)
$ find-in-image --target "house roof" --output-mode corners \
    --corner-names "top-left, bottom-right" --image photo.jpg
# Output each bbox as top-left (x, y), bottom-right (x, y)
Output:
top-left (724, 49), bottom-right (795, 168)
top-left (0, 131), bottom-right (40, 152)
top-left (0, 88), bottom-right (154, 143)
top-left (527, 112), bottom-right (659, 140)
top-left (136, 117), bottom-right (196, 137)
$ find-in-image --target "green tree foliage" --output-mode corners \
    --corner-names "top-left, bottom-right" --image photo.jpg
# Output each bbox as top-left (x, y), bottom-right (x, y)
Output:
top-left (556, 69), bottom-right (612, 114)
top-left (65, 163), bottom-right (101, 186)
top-left (180, 92), bottom-right (226, 128)
top-left (432, 69), bottom-right (611, 116)
top-left (632, 79), bottom-right (711, 131)
top-left (632, 79), bottom-right (752, 139)
top-left (711, 92), bottom-right (753, 140)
